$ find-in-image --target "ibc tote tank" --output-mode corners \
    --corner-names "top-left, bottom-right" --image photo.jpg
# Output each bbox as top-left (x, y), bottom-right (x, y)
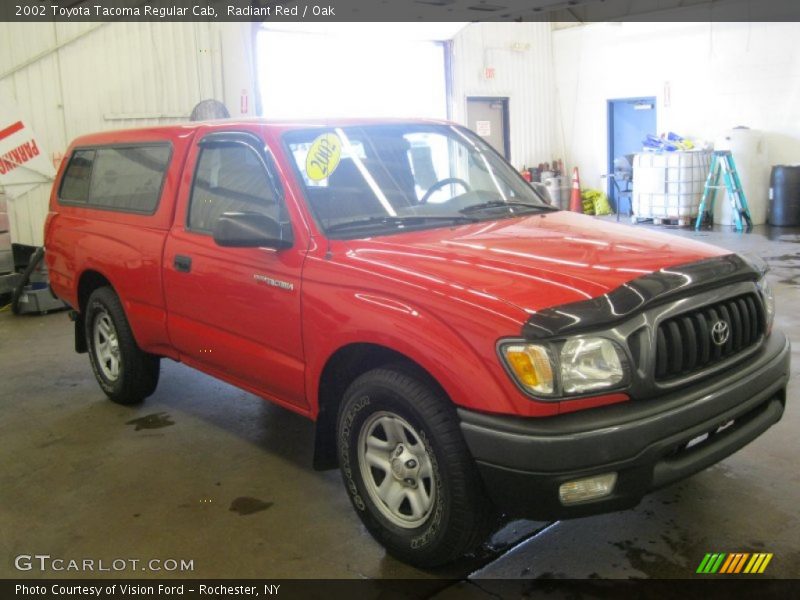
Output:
top-left (714, 127), bottom-right (769, 226)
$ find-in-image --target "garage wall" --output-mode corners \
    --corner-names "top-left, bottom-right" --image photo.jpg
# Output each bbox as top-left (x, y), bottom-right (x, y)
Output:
top-left (553, 21), bottom-right (800, 190)
top-left (450, 22), bottom-right (558, 170)
top-left (10, 20), bottom-right (798, 245)
top-left (0, 21), bottom-right (255, 247)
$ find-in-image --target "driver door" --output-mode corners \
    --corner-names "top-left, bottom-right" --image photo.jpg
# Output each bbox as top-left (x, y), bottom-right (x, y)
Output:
top-left (163, 130), bottom-right (308, 411)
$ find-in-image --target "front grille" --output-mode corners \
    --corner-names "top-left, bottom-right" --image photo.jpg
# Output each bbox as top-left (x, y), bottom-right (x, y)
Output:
top-left (655, 292), bottom-right (764, 380)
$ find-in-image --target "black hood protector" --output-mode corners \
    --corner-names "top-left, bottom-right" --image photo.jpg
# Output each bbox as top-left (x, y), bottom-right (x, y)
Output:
top-left (522, 254), bottom-right (765, 340)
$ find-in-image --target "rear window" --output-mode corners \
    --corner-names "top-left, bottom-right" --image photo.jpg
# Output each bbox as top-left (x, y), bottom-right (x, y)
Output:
top-left (59, 144), bottom-right (171, 213)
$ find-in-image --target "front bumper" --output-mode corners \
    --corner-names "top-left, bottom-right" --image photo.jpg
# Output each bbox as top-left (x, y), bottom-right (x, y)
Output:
top-left (459, 331), bottom-right (791, 520)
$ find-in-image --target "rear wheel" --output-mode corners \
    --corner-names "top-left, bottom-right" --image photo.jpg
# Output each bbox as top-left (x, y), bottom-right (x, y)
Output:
top-left (337, 366), bottom-right (495, 567)
top-left (85, 287), bottom-right (159, 404)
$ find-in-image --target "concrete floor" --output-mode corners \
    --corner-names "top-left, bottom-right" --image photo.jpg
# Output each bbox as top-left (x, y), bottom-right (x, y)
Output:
top-left (0, 222), bottom-right (798, 582)
top-left (0, 296), bottom-right (540, 581)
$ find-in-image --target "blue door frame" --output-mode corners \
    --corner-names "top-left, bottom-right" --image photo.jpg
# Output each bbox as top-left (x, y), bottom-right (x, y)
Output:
top-left (607, 97), bottom-right (657, 213)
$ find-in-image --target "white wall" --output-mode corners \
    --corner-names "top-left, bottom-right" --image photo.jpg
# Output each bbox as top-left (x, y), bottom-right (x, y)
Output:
top-left (450, 22), bottom-right (558, 170)
top-left (553, 21), bottom-right (800, 191)
top-left (0, 21), bottom-right (254, 246)
top-left (7, 20), bottom-right (800, 245)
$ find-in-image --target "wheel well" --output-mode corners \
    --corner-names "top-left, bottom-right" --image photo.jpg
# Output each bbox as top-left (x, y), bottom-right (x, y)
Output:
top-left (312, 343), bottom-right (447, 471)
top-left (74, 270), bottom-right (112, 353)
top-left (78, 270), bottom-right (112, 313)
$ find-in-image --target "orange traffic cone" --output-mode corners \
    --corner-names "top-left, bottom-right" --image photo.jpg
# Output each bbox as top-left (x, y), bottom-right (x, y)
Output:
top-left (569, 167), bottom-right (583, 213)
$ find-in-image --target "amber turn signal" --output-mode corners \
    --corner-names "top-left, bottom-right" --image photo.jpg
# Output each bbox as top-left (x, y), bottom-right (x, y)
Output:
top-left (501, 344), bottom-right (554, 395)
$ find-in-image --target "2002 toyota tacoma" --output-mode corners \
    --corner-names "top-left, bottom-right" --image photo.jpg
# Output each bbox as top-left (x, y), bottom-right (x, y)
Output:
top-left (44, 119), bottom-right (790, 567)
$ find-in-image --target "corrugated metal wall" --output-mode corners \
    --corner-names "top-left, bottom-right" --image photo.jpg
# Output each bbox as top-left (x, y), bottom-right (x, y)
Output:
top-left (450, 22), bottom-right (558, 170)
top-left (0, 21), bottom-right (229, 246)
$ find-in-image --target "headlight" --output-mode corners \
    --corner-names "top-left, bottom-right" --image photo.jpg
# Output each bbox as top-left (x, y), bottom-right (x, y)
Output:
top-left (561, 337), bottom-right (626, 394)
top-left (757, 275), bottom-right (775, 333)
top-left (499, 337), bottom-right (627, 398)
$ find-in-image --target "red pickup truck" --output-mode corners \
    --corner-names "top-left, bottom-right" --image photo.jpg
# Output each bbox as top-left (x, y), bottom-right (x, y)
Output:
top-left (45, 119), bottom-right (789, 567)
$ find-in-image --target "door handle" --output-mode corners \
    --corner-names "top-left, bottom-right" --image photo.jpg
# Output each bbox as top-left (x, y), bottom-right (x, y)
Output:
top-left (174, 255), bottom-right (192, 273)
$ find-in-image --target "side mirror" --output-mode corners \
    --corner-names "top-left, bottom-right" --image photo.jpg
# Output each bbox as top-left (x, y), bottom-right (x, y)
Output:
top-left (212, 212), bottom-right (293, 249)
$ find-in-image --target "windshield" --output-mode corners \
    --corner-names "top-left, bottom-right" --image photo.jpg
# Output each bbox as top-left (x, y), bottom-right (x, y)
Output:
top-left (283, 123), bottom-right (554, 238)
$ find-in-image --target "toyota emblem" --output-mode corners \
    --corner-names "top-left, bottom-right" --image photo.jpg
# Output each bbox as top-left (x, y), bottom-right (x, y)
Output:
top-left (711, 320), bottom-right (730, 346)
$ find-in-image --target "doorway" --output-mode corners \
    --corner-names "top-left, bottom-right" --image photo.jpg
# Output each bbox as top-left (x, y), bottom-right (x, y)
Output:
top-left (607, 97), bottom-right (656, 213)
top-left (466, 97), bottom-right (510, 160)
top-left (257, 30), bottom-right (448, 119)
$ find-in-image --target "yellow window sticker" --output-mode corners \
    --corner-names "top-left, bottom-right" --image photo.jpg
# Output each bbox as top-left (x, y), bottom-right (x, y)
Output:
top-left (306, 133), bottom-right (342, 181)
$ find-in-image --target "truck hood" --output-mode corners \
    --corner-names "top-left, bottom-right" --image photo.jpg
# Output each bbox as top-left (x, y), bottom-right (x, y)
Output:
top-left (340, 211), bottom-right (729, 315)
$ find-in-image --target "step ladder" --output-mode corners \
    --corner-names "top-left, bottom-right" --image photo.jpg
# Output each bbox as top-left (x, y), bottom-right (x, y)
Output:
top-left (695, 151), bottom-right (753, 232)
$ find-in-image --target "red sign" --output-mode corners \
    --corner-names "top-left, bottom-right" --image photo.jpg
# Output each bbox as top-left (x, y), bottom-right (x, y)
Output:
top-left (0, 121), bottom-right (42, 176)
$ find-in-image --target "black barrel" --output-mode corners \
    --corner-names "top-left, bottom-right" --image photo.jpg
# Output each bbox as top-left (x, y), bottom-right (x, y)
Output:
top-left (769, 165), bottom-right (800, 226)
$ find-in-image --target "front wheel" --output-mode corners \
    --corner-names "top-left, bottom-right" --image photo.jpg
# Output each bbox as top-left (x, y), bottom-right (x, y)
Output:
top-left (337, 366), bottom-right (495, 567)
top-left (85, 287), bottom-right (160, 404)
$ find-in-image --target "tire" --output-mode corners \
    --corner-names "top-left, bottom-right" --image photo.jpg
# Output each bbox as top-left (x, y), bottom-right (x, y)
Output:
top-left (84, 286), bottom-right (160, 404)
top-left (337, 366), bottom-right (495, 567)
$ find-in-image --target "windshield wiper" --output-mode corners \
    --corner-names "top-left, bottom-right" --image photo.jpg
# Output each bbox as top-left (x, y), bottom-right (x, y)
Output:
top-left (459, 200), bottom-right (558, 215)
top-left (326, 214), bottom-right (479, 234)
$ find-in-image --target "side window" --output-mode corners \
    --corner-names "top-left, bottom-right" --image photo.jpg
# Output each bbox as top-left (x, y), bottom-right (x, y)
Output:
top-left (188, 144), bottom-right (281, 234)
top-left (89, 146), bottom-right (171, 212)
top-left (60, 150), bottom-right (96, 203)
top-left (58, 145), bottom-right (170, 213)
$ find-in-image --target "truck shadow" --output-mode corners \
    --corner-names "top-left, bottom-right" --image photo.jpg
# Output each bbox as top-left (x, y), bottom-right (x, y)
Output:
top-left (151, 359), bottom-right (317, 469)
